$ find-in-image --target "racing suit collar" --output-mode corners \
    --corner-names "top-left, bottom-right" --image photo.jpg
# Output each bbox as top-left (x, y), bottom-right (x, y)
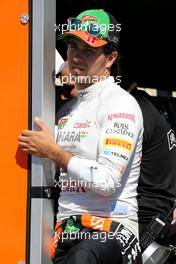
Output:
top-left (77, 76), bottom-right (115, 100)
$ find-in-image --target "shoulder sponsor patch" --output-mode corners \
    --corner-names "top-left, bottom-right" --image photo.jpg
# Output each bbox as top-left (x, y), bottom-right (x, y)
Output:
top-left (167, 129), bottom-right (176, 150)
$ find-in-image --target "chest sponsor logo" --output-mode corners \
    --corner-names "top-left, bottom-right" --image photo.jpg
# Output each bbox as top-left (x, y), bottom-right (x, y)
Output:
top-left (73, 120), bottom-right (91, 128)
top-left (106, 122), bottom-right (134, 138)
top-left (107, 113), bottom-right (135, 123)
top-left (102, 137), bottom-right (132, 151)
top-left (167, 129), bottom-right (176, 150)
top-left (57, 131), bottom-right (80, 142)
top-left (58, 117), bottom-right (69, 129)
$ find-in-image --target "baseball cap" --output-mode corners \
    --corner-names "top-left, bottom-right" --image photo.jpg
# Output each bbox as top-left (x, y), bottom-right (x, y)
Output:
top-left (58, 9), bottom-right (120, 48)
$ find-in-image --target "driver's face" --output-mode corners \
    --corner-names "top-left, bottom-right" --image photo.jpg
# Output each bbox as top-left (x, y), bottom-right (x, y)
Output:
top-left (67, 37), bottom-right (110, 88)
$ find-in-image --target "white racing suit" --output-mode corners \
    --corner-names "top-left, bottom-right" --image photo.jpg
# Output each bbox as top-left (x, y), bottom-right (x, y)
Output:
top-left (55, 76), bottom-right (143, 239)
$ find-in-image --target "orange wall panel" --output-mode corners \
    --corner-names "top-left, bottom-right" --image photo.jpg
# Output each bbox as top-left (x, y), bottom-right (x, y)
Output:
top-left (0, 1), bottom-right (29, 263)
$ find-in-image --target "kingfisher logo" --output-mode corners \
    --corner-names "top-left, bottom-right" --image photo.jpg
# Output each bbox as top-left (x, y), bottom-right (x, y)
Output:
top-left (107, 113), bottom-right (135, 123)
top-left (102, 137), bottom-right (132, 151)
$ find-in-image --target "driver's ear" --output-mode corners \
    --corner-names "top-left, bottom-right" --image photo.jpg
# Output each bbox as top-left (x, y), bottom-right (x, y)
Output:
top-left (106, 51), bottom-right (118, 69)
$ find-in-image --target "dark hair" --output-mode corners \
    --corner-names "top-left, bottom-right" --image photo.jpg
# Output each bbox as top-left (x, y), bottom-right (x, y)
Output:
top-left (103, 42), bottom-right (122, 79)
top-left (103, 43), bottom-right (137, 90)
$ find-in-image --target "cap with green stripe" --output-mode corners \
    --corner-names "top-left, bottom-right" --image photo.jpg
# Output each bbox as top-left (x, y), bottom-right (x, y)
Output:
top-left (58, 9), bottom-right (120, 48)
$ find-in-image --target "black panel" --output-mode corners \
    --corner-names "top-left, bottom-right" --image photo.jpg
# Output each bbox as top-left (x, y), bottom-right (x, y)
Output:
top-left (56, 0), bottom-right (176, 90)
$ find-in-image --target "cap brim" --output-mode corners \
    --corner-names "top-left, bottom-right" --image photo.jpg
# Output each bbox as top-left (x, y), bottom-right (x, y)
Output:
top-left (58, 31), bottom-right (108, 47)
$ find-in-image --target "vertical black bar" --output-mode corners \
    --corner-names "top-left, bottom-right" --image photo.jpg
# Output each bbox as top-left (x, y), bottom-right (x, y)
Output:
top-left (25, 0), bottom-right (32, 263)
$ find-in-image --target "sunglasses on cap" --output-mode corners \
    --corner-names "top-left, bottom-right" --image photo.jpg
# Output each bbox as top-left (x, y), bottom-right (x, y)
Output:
top-left (67, 18), bottom-right (108, 39)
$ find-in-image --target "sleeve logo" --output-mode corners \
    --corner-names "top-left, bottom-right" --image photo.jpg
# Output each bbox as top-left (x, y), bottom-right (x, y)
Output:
top-left (102, 137), bottom-right (132, 151)
top-left (167, 129), bottom-right (176, 150)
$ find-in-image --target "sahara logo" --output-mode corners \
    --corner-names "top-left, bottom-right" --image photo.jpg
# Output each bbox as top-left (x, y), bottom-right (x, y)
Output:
top-left (58, 117), bottom-right (69, 129)
top-left (56, 131), bottom-right (80, 143)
